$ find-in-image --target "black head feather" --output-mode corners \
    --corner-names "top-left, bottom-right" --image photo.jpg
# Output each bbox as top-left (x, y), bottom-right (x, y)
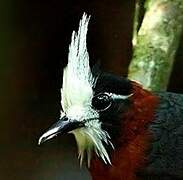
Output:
top-left (91, 70), bottom-right (133, 140)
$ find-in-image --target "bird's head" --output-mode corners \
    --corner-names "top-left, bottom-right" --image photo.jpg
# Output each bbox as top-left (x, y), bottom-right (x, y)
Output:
top-left (38, 13), bottom-right (133, 166)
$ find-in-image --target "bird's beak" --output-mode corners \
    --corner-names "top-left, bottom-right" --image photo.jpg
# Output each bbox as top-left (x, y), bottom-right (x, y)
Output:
top-left (38, 116), bottom-right (85, 145)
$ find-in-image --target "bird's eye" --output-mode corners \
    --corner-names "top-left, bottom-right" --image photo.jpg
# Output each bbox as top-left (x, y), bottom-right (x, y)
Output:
top-left (92, 93), bottom-right (112, 111)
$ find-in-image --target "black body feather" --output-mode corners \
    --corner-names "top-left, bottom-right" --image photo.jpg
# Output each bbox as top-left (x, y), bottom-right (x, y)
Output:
top-left (139, 92), bottom-right (183, 180)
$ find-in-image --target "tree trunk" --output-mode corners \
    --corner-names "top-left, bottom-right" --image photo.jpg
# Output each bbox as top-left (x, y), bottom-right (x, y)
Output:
top-left (128, 0), bottom-right (183, 91)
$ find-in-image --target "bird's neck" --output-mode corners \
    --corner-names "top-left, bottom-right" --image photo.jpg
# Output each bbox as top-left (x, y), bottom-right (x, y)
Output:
top-left (89, 82), bottom-right (159, 180)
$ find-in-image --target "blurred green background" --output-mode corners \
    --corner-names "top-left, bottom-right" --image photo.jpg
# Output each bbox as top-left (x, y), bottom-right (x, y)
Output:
top-left (0, 0), bottom-right (182, 179)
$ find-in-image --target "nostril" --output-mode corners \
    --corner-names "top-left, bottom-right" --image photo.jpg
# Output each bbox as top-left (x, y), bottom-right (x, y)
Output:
top-left (61, 116), bottom-right (68, 121)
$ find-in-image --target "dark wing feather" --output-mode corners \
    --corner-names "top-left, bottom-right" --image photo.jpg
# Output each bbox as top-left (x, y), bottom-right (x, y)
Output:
top-left (139, 92), bottom-right (183, 180)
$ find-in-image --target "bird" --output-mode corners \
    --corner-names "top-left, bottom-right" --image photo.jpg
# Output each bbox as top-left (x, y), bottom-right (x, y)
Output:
top-left (38, 13), bottom-right (183, 180)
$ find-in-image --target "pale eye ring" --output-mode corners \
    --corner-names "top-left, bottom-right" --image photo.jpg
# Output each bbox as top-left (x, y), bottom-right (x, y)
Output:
top-left (92, 93), bottom-right (112, 111)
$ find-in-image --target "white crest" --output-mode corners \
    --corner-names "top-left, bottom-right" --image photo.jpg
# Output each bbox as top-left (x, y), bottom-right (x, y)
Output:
top-left (60, 13), bottom-right (114, 166)
top-left (61, 13), bottom-right (95, 112)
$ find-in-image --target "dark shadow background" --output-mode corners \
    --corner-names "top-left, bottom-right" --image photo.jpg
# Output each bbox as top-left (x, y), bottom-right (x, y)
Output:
top-left (0, 0), bottom-right (182, 179)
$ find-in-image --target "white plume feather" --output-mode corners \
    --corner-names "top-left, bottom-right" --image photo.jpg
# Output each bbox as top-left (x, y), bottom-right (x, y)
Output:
top-left (60, 13), bottom-right (114, 166)
top-left (61, 13), bottom-right (95, 112)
